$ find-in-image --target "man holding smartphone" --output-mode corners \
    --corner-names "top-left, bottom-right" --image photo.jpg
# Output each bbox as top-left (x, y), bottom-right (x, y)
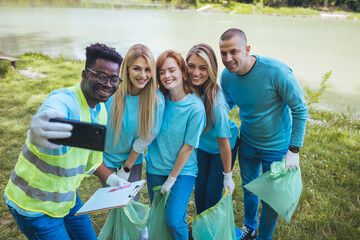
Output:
top-left (4, 43), bottom-right (127, 240)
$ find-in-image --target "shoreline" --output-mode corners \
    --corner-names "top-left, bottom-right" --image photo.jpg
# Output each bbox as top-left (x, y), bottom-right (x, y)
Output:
top-left (195, 4), bottom-right (358, 20)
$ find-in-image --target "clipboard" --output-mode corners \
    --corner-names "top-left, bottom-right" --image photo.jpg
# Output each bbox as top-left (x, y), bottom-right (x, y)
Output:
top-left (75, 180), bottom-right (145, 215)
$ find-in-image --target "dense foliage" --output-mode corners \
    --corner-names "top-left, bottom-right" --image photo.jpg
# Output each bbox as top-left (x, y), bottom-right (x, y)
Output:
top-left (1, 0), bottom-right (359, 11)
top-left (199, 0), bottom-right (360, 11)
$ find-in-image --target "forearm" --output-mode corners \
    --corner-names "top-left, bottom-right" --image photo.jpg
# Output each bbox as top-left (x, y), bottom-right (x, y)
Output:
top-left (124, 148), bottom-right (141, 168)
top-left (277, 68), bottom-right (309, 147)
top-left (290, 106), bottom-right (308, 147)
top-left (169, 143), bottom-right (194, 178)
top-left (217, 137), bottom-right (232, 173)
top-left (93, 162), bottom-right (113, 182)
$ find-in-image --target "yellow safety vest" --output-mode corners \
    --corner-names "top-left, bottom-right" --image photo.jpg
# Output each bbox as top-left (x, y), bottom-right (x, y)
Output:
top-left (5, 85), bottom-right (107, 217)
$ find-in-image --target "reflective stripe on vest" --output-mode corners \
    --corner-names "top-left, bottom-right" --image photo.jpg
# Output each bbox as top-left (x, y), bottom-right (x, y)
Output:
top-left (10, 170), bottom-right (74, 203)
top-left (21, 144), bottom-right (87, 177)
top-left (5, 84), bottom-right (107, 217)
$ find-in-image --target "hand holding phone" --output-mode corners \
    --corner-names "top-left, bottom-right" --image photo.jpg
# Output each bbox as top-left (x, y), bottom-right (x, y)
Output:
top-left (49, 118), bottom-right (107, 151)
top-left (27, 110), bottom-right (73, 149)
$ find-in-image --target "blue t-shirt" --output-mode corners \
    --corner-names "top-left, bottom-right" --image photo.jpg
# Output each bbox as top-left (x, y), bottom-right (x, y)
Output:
top-left (220, 55), bottom-right (308, 150)
top-left (5, 86), bottom-right (103, 217)
top-left (103, 90), bottom-right (165, 168)
top-left (146, 93), bottom-right (206, 177)
top-left (198, 90), bottom-right (239, 154)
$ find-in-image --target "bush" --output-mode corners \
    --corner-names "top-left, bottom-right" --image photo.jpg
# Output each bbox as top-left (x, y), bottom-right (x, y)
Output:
top-left (305, 70), bottom-right (332, 107)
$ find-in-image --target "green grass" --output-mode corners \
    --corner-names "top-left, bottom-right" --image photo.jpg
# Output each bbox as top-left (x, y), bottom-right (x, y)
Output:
top-left (344, 11), bottom-right (360, 20)
top-left (197, 2), bottom-right (358, 19)
top-left (255, 6), bottom-right (319, 16)
top-left (198, 2), bottom-right (320, 16)
top-left (1, 53), bottom-right (359, 239)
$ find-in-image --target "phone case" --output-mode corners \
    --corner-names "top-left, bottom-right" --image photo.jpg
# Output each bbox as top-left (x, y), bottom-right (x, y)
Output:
top-left (49, 118), bottom-right (106, 151)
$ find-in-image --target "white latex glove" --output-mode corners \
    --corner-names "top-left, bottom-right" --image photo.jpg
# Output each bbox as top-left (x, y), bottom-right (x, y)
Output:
top-left (223, 172), bottom-right (235, 195)
top-left (27, 110), bottom-right (73, 149)
top-left (160, 176), bottom-right (176, 195)
top-left (106, 174), bottom-right (130, 187)
top-left (285, 150), bottom-right (300, 172)
top-left (117, 167), bottom-right (130, 181)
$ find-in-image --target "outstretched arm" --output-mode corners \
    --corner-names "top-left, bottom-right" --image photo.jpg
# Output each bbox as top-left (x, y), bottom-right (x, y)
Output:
top-left (27, 110), bottom-right (73, 149)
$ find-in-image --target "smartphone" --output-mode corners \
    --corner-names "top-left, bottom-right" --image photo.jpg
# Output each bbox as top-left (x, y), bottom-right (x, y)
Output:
top-left (49, 118), bottom-right (107, 151)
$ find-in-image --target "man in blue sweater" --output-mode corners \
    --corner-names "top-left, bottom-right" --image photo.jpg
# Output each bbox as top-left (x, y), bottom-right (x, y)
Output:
top-left (219, 28), bottom-right (308, 240)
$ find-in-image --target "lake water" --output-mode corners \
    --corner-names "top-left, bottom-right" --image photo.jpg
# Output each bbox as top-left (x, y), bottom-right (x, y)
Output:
top-left (1, 6), bottom-right (359, 113)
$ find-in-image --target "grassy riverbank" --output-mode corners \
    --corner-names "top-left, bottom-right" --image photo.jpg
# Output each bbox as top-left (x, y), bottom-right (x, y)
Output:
top-left (196, 2), bottom-right (360, 20)
top-left (0, 53), bottom-right (359, 239)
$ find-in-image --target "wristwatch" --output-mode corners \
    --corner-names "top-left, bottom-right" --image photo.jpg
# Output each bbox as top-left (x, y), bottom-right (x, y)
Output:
top-left (122, 166), bottom-right (131, 173)
top-left (289, 145), bottom-right (300, 153)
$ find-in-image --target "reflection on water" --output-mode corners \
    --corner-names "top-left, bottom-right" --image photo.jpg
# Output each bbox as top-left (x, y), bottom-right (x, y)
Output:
top-left (0, 6), bottom-right (359, 113)
top-left (0, 32), bottom-right (74, 58)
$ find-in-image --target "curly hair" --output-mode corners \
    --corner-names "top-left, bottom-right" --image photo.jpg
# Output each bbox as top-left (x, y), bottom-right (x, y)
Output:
top-left (85, 43), bottom-right (123, 69)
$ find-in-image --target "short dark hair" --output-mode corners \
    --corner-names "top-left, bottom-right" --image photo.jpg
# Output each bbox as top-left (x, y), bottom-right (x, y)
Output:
top-left (85, 43), bottom-right (123, 69)
top-left (220, 28), bottom-right (247, 44)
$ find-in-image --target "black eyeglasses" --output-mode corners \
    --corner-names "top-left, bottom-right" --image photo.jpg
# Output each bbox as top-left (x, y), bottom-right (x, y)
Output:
top-left (86, 68), bottom-right (122, 85)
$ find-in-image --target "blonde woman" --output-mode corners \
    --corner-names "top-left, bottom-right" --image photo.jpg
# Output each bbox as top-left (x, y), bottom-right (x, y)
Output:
top-left (101, 44), bottom-right (165, 190)
top-left (186, 43), bottom-right (239, 214)
top-left (146, 50), bottom-right (206, 239)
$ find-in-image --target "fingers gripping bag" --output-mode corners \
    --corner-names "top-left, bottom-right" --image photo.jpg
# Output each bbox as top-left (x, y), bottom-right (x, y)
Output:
top-left (244, 158), bottom-right (303, 223)
top-left (192, 190), bottom-right (236, 240)
top-left (98, 200), bottom-right (150, 240)
top-left (148, 186), bottom-right (172, 240)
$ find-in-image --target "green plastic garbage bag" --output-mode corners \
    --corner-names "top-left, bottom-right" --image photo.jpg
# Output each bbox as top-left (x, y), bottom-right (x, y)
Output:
top-left (192, 191), bottom-right (236, 240)
top-left (244, 159), bottom-right (302, 223)
top-left (98, 200), bottom-right (150, 240)
top-left (148, 186), bottom-right (172, 240)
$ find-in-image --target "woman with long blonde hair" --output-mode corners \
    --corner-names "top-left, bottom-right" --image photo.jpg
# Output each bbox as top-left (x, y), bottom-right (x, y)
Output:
top-left (145, 50), bottom-right (206, 239)
top-left (101, 44), bottom-right (165, 189)
top-left (186, 43), bottom-right (239, 214)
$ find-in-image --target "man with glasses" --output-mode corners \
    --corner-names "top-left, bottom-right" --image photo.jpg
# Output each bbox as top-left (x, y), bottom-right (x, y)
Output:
top-left (4, 43), bottom-right (126, 240)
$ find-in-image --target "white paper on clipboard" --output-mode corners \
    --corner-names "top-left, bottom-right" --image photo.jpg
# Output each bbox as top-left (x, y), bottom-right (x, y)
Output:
top-left (75, 180), bottom-right (145, 215)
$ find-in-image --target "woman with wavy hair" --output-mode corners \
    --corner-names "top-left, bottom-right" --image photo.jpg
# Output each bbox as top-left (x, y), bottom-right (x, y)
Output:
top-left (186, 43), bottom-right (239, 214)
top-left (146, 50), bottom-right (206, 239)
top-left (100, 44), bottom-right (165, 192)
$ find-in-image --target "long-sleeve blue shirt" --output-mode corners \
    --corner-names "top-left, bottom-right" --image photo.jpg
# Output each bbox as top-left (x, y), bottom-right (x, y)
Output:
top-left (220, 55), bottom-right (308, 150)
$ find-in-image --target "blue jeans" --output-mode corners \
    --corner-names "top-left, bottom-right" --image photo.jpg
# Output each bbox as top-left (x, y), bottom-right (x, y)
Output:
top-left (238, 139), bottom-right (287, 240)
top-left (7, 193), bottom-right (97, 240)
top-left (194, 137), bottom-right (239, 214)
top-left (146, 172), bottom-right (195, 240)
